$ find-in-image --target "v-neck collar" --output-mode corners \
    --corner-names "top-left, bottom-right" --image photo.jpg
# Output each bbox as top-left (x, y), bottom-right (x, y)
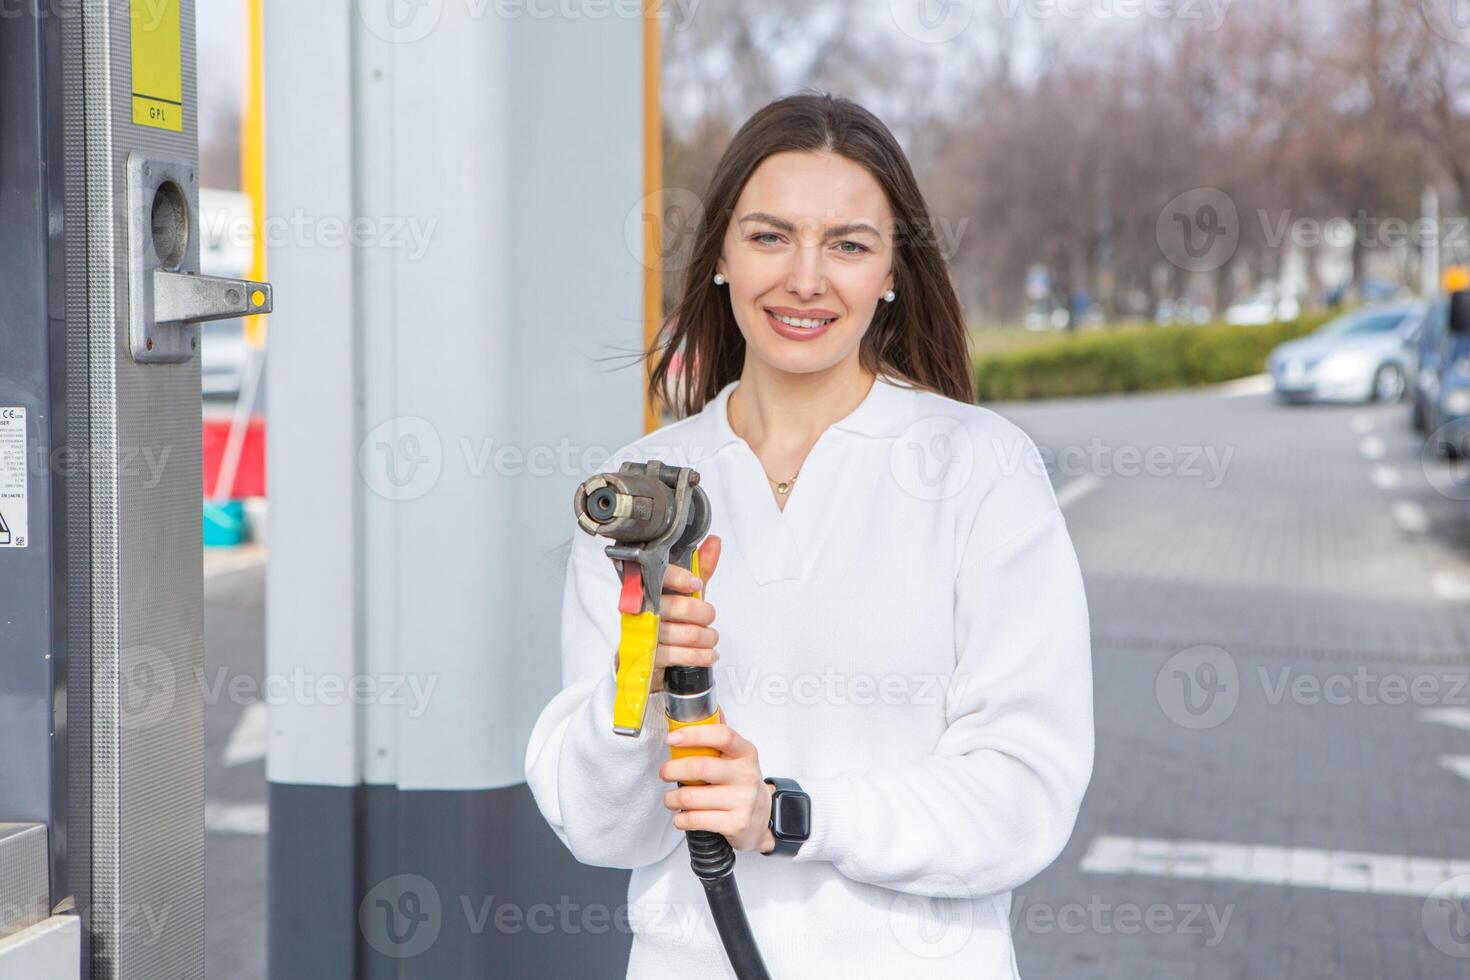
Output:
top-left (696, 372), bottom-right (918, 584)
top-left (705, 370), bottom-right (917, 452)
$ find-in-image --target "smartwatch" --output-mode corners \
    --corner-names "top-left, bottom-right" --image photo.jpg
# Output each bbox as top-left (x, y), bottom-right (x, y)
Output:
top-left (762, 777), bottom-right (811, 857)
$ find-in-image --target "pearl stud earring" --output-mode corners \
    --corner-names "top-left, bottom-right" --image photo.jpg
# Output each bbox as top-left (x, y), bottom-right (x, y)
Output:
top-left (713, 272), bottom-right (726, 286)
top-left (884, 289), bottom-right (896, 303)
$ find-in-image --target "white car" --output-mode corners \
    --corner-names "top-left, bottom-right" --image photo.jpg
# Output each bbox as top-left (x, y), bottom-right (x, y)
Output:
top-left (1226, 289), bottom-right (1301, 326)
top-left (1266, 302), bottom-right (1429, 403)
top-left (200, 319), bottom-right (249, 398)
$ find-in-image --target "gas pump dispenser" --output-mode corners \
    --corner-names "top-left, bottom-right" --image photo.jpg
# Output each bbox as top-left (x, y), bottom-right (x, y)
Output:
top-left (0, 3), bottom-right (269, 976)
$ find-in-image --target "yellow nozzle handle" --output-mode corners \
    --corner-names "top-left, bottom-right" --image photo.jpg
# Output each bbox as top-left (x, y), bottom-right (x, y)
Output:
top-left (668, 707), bottom-right (721, 785)
top-left (611, 546), bottom-right (705, 736)
top-left (613, 610), bottom-right (659, 735)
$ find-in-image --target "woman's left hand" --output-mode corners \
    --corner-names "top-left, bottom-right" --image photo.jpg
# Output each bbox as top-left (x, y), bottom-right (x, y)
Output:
top-left (660, 723), bottom-right (776, 854)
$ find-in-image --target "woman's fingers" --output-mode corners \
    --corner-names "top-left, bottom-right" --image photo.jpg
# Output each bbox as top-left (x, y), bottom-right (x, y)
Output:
top-left (659, 534), bottom-right (722, 597)
top-left (655, 644), bottom-right (718, 669)
top-left (661, 563), bottom-right (704, 596)
top-left (658, 620), bottom-right (717, 648)
top-left (658, 753), bottom-right (744, 787)
top-left (696, 534), bottom-right (722, 585)
top-left (657, 592), bottom-right (715, 626)
top-left (662, 783), bottom-right (743, 813)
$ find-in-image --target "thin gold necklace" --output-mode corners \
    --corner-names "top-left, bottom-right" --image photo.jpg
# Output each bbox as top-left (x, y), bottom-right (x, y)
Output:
top-left (761, 466), bottom-right (800, 495)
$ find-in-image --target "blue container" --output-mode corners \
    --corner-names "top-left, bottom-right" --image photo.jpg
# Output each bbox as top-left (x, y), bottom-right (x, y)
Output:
top-left (203, 499), bottom-right (249, 547)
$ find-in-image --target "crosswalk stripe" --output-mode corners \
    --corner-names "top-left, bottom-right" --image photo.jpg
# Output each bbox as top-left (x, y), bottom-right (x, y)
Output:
top-left (1080, 835), bottom-right (1470, 897)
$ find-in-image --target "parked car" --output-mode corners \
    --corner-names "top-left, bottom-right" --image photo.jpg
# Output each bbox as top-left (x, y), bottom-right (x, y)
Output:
top-left (1266, 301), bottom-right (1428, 403)
top-left (1226, 284), bottom-right (1301, 326)
top-left (200, 318), bottom-right (249, 399)
top-left (1417, 291), bottom-right (1470, 457)
top-left (1410, 296), bottom-right (1450, 432)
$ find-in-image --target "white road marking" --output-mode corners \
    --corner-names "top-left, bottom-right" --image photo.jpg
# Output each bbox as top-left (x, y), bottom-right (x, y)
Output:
top-left (222, 701), bottom-right (268, 767)
top-left (1439, 756), bottom-right (1470, 784)
top-left (1370, 466), bottom-right (1400, 489)
top-left (1359, 435), bottom-right (1386, 459)
top-left (1392, 500), bottom-right (1430, 534)
top-left (1351, 414), bottom-right (1373, 434)
top-left (1056, 474), bottom-right (1100, 509)
top-left (1080, 835), bottom-right (1470, 897)
top-left (1432, 571), bottom-right (1470, 601)
top-left (204, 801), bottom-right (268, 836)
top-left (1422, 708), bottom-right (1470, 732)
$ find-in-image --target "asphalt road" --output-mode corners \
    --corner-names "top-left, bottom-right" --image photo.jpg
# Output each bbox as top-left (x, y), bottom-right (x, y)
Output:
top-left (200, 378), bottom-right (1470, 978)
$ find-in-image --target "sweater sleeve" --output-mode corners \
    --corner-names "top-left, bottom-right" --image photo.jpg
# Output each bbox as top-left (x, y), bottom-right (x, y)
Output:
top-left (523, 519), bottom-right (685, 870)
top-left (788, 451), bottom-right (1095, 900)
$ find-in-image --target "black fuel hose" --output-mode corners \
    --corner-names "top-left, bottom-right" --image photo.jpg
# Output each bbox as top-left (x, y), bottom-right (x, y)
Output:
top-left (666, 664), bottom-right (772, 979)
top-left (685, 829), bottom-right (772, 980)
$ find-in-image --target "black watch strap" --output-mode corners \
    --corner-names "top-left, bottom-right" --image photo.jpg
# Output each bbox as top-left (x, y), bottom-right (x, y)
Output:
top-left (763, 777), bottom-right (810, 857)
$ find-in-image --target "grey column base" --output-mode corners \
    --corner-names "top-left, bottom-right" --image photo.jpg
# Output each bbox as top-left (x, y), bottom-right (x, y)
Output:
top-left (268, 781), bottom-right (633, 980)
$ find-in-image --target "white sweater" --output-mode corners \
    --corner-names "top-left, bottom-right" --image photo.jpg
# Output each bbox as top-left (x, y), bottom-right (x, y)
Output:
top-left (524, 373), bottom-right (1094, 979)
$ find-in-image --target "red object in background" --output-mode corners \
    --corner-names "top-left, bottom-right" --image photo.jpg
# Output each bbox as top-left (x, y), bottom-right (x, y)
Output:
top-left (202, 416), bottom-right (267, 498)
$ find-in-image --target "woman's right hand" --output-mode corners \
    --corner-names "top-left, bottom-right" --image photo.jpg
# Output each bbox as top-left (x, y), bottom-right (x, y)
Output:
top-left (649, 534), bottom-right (722, 692)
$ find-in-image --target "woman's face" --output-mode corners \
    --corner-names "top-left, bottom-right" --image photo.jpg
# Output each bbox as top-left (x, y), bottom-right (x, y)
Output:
top-left (715, 150), bottom-right (896, 377)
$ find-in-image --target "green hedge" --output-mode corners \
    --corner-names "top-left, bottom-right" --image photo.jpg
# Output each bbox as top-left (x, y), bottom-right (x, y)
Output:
top-left (974, 313), bottom-right (1335, 401)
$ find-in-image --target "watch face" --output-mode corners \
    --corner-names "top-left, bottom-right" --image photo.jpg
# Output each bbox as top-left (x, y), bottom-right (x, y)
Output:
top-left (772, 792), bottom-right (811, 840)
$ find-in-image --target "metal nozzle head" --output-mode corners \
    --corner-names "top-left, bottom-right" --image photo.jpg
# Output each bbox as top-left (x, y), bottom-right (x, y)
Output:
top-left (663, 665), bottom-right (711, 696)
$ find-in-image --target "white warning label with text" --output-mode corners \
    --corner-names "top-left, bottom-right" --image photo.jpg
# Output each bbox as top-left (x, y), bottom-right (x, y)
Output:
top-left (0, 407), bottom-right (29, 548)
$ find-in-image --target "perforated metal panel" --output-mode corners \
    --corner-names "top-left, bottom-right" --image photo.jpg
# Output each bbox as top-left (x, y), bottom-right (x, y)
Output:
top-left (61, 2), bottom-right (205, 977)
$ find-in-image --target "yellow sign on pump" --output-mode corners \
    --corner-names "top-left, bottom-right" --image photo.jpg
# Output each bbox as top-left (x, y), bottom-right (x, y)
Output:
top-left (130, 0), bottom-right (183, 132)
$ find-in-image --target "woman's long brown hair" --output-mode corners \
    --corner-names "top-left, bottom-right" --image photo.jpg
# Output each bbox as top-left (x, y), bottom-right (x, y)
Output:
top-left (645, 91), bottom-right (975, 418)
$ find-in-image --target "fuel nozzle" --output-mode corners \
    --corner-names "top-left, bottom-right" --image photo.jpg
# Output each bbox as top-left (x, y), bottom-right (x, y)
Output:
top-left (573, 460), bottom-right (710, 737)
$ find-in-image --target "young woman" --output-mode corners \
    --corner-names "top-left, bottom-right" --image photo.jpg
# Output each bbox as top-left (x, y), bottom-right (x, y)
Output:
top-left (525, 92), bottom-right (1094, 979)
